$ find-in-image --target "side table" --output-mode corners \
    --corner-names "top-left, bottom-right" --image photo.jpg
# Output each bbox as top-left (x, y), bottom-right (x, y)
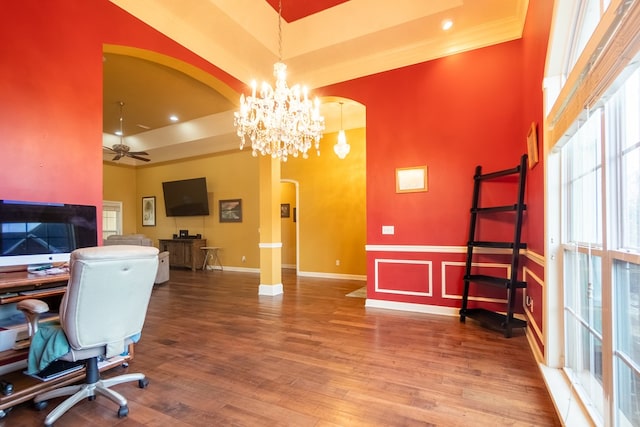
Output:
top-left (201, 247), bottom-right (223, 271)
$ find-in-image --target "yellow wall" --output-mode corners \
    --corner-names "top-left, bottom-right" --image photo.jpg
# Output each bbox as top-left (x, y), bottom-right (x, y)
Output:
top-left (102, 128), bottom-right (366, 275)
top-left (282, 128), bottom-right (366, 275)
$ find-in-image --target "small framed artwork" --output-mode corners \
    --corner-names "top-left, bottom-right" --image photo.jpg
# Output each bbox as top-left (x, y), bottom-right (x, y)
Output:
top-left (281, 203), bottom-right (290, 218)
top-left (219, 199), bottom-right (242, 223)
top-left (396, 166), bottom-right (428, 193)
top-left (527, 122), bottom-right (539, 169)
top-left (293, 207), bottom-right (297, 223)
top-left (142, 196), bottom-right (156, 226)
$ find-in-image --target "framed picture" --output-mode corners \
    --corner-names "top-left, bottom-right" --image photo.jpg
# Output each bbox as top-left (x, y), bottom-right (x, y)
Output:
top-left (293, 207), bottom-right (297, 223)
top-left (142, 196), bottom-right (155, 226)
top-left (527, 122), bottom-right (539, 169)
top-left (281, 203), bottom-right (290, 218)
top-left (396, 166), bottom-right (428, 193)
top-left (219, 199), bottom-right (242, 223)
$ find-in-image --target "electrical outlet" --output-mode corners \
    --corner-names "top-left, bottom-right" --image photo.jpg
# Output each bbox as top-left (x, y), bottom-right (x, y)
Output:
top-left (241, 255), bottom-right (246, 263)
top-left (336, 259), bottom-right (340, 266)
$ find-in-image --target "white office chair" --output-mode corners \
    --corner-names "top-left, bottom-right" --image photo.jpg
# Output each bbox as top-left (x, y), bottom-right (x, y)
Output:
top-left (17, 245), bottom-right (158, 426)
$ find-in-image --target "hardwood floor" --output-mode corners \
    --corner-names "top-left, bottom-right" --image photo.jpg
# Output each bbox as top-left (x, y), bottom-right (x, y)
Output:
top-left (3, 269), bottom-right (560, 426)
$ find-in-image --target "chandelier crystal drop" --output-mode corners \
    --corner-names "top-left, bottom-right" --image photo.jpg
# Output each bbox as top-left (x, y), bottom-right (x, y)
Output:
top-left (233, 1), bottom-right (325, 162)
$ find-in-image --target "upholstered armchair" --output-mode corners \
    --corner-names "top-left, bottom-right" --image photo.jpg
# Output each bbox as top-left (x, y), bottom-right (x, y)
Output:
top-left (104, 234), bottom-right (169, 284)
top-left (17, 245), bottom-right (158, 426)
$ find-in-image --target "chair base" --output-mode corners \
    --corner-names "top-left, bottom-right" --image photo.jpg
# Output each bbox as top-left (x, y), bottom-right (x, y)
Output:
top-left (34, 357), bottom-right (148, 426)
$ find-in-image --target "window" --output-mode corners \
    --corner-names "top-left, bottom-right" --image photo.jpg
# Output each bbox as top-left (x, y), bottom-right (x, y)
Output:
top-left (547, 1), bottom-right (640, 426)
top-left (558, 58), bottom-right (640, 427)
top-left (614, 260), bottom-right (640, 425)
top-left (102, 201), bottom-right (122, 241)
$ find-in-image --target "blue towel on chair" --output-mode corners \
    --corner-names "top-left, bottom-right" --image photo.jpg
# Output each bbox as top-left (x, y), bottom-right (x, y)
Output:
top-left (27, 321), bottom-right (70, 374)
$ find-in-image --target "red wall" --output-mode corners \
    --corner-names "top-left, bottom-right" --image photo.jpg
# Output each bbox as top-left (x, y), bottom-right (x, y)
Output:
top-left (2, 0), bottom-right (552, 349)
top-left (519, 0), bottom-right (554, 351)
top-left (320, 1), bottom-right (553, 348)
top-left (0, 0), bottom-right (241, 224)
top-left (322, 40), bottom-right (527, 305)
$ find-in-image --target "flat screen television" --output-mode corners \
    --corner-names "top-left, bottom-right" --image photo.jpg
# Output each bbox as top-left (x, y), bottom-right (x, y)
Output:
top-left (162, 177), bottom-right (210, 217)
top-left (0, 200), bottom-right (98, 268)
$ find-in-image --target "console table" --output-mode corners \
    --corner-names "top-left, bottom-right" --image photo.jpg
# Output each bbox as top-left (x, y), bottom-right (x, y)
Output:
top-left (159, 238), bottom-right (206, 271)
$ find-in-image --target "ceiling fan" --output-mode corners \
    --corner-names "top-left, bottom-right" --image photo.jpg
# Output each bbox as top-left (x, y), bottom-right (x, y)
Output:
top-left (103, 101), bottom-right (151, 162)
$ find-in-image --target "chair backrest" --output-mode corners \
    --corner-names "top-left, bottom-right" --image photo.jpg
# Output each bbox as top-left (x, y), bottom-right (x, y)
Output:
top-left (60, 245), bottom-right (159, 356)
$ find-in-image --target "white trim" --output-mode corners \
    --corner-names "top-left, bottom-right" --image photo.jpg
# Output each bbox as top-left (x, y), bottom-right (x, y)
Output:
top-left (297, 271), bottom-right (366, 281)
top-left (365, 244), bottom-right (527, 256)
top-left (366, 244), bottom-right (467, 253)
top-left (365, 298), bottom-right (458, 317)
top-left (374, 258), bottom-right (432, 297)
top-left (258, 242), bottom-right (283, 248)
top-left (537, 364), bottom-right (594, 427)
top-left (221, 266), bottom-right (260, 273)
top-left (526, 249), bottom-right (545, 267)
top-left (523, 266), bottom-right (544, 345)
top-left (258, 283), bottom-right (284, 296)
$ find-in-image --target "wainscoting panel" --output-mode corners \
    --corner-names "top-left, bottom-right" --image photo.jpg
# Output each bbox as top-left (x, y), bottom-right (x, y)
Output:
top-left (374, 258), bottom-right (432, 297)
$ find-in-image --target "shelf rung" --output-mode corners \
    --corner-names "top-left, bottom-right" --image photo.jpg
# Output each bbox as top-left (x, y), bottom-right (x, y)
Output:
top-left (459, 308), bottom-right (527, 335)
top-left (468, 241), bottom-right (527, 249)
top-left (470, 241), bottom-right (513, 248)
top-left (472, 204), bottom-right (527, 213)
top-left (475, 165), bottom-right (521, 181)
top-left (464, 274), bottom-right (527, 288)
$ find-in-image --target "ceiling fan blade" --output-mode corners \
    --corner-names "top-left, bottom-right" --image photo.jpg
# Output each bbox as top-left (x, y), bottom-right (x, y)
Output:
top-left (128, 154), bottom-right (151, 162)
top-left (112, 154), bottom-right (123, 161)
top-left (128, 150), bottom-right (149, 155)
top-left (103, 146), bottom-right (116, 152)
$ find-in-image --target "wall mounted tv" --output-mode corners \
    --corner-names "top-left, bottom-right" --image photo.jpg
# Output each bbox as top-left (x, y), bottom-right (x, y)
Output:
top-left (162, 177), bottom-right (210, 217)
top-left (0, 200), bottom-right (98, 268)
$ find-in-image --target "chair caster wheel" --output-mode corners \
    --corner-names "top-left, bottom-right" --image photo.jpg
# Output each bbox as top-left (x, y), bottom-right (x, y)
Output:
top-left (34, 400), bottom-right (48, 411)
top-left (138, 378), bottom-right (149, 389)
top-left (118, 405), bottom-right (129, 418)
top-left (0, 407), bottom-right (11, 418)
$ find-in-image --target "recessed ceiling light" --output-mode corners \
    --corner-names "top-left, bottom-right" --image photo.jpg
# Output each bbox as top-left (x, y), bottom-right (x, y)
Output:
top-left (442, 19), bottom-right (453, 31)
top-left (169, 115), bottom-right (179, 122)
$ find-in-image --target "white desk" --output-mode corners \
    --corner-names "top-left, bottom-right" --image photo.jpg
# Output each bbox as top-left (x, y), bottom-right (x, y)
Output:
top-left (201, 247), bottom-right (223, 271)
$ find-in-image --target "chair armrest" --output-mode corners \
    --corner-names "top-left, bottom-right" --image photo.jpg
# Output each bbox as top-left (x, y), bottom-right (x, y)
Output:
top-left (17, 299), bottom-right (50, 338)
top-left (17, 298), bottom-right (50, 314)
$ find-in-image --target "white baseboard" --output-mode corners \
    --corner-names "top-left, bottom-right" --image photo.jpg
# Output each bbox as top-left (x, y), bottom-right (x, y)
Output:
top-left (258, 283), bottom-right (283, 296)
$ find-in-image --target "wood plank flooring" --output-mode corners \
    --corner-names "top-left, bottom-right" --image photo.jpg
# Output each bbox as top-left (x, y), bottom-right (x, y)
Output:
top-left (3, 269), bottom-right (560, 426)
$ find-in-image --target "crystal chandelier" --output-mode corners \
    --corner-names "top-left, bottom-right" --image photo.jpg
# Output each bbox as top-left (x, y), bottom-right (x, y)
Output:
top-left (234, 0), bottom-right (325, 161)
top-left (333, 102), bottom-right (350, 159)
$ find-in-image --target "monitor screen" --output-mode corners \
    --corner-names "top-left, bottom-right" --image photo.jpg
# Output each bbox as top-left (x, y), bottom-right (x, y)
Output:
top-left (0, 200), bottom-right (97, 268)
top-left (162, 177), bottom-right (210, 217)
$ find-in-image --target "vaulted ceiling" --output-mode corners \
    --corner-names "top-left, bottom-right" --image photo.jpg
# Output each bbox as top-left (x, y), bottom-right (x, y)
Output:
top-left (103, 0), bottom-right (529, 164)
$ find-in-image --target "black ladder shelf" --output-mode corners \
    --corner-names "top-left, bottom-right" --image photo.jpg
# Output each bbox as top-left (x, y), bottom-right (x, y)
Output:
top-left (459, 154), bottom-right (528, 338)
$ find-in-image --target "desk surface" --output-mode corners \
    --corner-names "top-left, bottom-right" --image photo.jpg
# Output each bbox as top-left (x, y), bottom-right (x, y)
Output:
top-left (0, 271), bottom-right (69, 291)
